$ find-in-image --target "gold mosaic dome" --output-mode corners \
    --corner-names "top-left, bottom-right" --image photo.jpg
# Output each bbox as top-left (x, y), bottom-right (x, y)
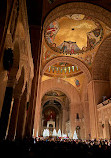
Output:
top-left (45, 14), bottom-right (103, 55)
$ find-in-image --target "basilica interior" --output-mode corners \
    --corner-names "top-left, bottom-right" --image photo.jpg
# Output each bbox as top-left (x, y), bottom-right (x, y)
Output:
top-left (1, 0), bottom-right (111, 145)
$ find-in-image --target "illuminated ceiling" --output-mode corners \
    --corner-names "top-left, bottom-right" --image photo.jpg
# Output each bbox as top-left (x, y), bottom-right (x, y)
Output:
top-left (42, 13), bottom-right (111, 71)
top-left (45, 14), bottom-right (103, 55)
top-left (44, 62), bottom-right (82, 78)
top-left (41, 13), bottom-right (111, 91)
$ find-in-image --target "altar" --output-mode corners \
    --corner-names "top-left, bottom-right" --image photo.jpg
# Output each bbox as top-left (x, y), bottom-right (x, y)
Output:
top-left (47, 119), bottom-right (55, 136)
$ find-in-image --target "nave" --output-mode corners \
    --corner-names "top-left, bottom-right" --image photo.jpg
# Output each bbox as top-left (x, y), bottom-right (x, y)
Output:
top-left (1, 1), bottom-right (111, 157)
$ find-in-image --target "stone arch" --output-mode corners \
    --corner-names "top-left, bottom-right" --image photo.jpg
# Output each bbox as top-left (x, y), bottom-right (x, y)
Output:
top-left (42, 56), bottom-right (91, 82)
top-left (42, 97), bottom-right (65, 111)
top-left (43, 103), bottom-right (61, 114)
top-left (42, 2), bottom-right (111, 83)
top-left (92, 35), bottom-right (111, 80)
top-left (43, 2), bottom-right (111, 30)
top-left (40, 78), bottom-right (81, 114)
top-left (34, 78), bottom-right (82, 137)
top-left (41, 80), bottom-right (79, 105)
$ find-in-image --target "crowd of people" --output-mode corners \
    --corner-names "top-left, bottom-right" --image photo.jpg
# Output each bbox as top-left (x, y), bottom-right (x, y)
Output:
top-left (0, 137), bottom-right (111, 158)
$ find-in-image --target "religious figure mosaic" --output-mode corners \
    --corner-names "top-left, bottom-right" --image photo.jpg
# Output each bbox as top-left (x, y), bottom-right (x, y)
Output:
top-left (45, 14), bottom-right (103, 55)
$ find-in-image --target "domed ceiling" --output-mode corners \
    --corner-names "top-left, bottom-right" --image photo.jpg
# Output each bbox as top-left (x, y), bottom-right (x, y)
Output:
top-left (41, 13), bottom-right (111, 91)
top-left (42, 13), bottom-right (111, 71)
top-left (45, 14), bottom-right (103, 55)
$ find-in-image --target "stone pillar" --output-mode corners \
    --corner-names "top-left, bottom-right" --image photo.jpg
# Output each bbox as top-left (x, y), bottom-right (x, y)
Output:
top-left (98, 122), bottom-right (103, 139)
top-left (62, 108), bottom-right (66, 134)
top-left (59, 112), bottom-right (62, 131)
top-left (83, 101), bottom-right (90, 140)
top-left (25, 75), bottom-right (37, 138)
top-left (87, 80), bottom-right (110, 139)
top-left (87, 81), bottom-right (98, 139)
top-left (7, 96), bottom-right (21, 140)
top-left (0, 87), bottom-right (13, 139)
top-left (102, 121), bottom-right (106, 139)
top-left (25, 25), bottom-right (42, 138)
top-left (56, 115), bottom-right (59, 132)
top-left (38, 112), bottom-right (43, 136)
top-left (104, 120), bottom-right (110, 139)
top-left (0, 71), bottom-right (8, 116)
top-left (16, 88), bottom-right (27, 139)
top-left (109, 119), bottom-right (111, 139)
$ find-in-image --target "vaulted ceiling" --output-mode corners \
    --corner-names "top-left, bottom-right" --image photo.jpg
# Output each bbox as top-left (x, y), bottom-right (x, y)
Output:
top-left (26, 1), bottom-right (111, 93)
top-left (41, 12), bottom-right (111, 92)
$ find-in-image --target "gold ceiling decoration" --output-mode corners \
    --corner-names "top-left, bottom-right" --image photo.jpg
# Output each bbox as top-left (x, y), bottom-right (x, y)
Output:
top-left (44, 62), bottom-right (82, 78)
top-left (44, 14), bottom-right (103, 55)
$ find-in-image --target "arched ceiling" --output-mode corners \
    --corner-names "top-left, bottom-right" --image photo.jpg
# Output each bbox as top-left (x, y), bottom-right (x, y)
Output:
top-left (41, 10), bottom-right (111, 93)
top-left (42, 90), bottom-right (69, 110)
top-left (41, 90), bottom-right (69, 121)
top-left (42, 13), bottom-right (111, 70)
top-left (43, 100), bottom-right (61, 110)
top-left (44, 62), bottom-right (82, 78)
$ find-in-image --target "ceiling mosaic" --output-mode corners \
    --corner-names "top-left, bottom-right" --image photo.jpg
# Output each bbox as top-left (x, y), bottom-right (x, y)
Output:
top-left (44, 62), bottom-right (82, 78)
top-left (45, 14), bottom-right (103, 55)
top-left (42, 13), bottom-right (111, 93)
